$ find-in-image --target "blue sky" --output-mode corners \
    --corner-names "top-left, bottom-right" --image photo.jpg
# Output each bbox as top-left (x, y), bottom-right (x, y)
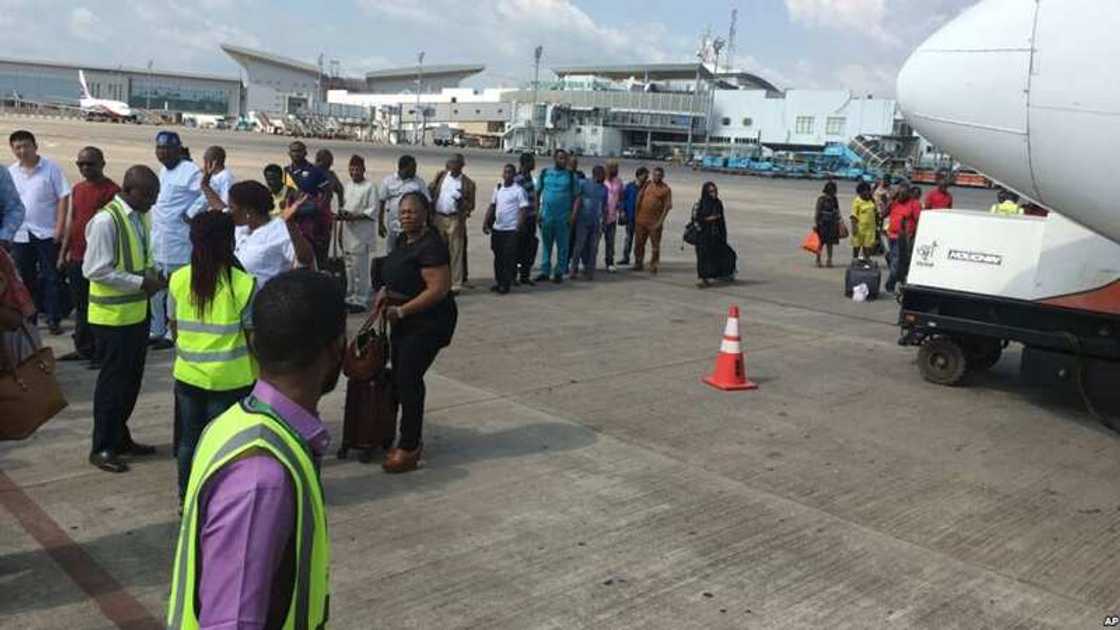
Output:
top-left (5, 0), bottom-right (978, 95)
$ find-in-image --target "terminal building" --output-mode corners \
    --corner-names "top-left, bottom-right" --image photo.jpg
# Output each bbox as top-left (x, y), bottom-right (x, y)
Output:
top-left (0, 56), bottom-right (242, 116)
top-left (500, 63), bottom-right (898, 159)
top-left (221, 44), bottom-right (485, 116)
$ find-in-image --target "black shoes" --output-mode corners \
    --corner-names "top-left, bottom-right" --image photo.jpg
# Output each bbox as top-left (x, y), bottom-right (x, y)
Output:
top-left (89, 451), bottom-right (129, 473)
top-left (148, 338), bottom-right (174, 351)
top-left (120, 441), bottom-right (157, 457)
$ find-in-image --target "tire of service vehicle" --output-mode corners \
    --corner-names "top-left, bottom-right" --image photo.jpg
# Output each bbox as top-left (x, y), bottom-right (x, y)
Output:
top-left (963, 337), bottom-right (1003, 372)
top-left (918, 337), bottom-right (968, 386)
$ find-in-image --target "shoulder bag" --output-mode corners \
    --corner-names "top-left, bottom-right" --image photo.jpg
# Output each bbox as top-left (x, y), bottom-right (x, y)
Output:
top-left (0, 323), bottom-right (67, 440)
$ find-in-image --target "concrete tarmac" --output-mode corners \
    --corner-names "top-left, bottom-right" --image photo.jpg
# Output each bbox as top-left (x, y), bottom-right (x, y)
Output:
top-left (2, 117), bottom-right (1119, 629)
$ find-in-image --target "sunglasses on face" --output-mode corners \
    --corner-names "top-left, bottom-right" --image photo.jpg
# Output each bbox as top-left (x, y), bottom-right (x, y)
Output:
top-left (76, 161), bottom-right (98, 167)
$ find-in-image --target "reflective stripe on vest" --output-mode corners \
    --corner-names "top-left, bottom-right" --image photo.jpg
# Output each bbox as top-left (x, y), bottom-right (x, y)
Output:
top-left (88, 199), bottom-right (150, 327)
top-left (167, 399), bottom-right (329, 630)
top-left (169, 266), bottom-right (257, 391)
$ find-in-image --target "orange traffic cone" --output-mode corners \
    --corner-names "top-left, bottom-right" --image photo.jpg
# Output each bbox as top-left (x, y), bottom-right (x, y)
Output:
top-left (703, 305), bottom-right (757, 391)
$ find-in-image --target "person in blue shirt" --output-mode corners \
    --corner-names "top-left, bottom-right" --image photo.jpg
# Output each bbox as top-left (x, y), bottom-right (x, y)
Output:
top-left (617, 166), bottom-right (648, 266)
top-left (571, 165), bottom-right (608, 280)
top-left (533, 149), bottom-right (580, 284)
top-left (0, 165), bottom-right (25, 251)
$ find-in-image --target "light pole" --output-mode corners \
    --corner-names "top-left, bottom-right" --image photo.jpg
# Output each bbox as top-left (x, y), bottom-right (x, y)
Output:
top-left (684, 50), bottom-right (703, 163)
top-left (703, 38), bottom-right (725, 158)
top-left (530, 45), bottom-right (543, 152)
top-left (415, 51), bottom-right (425, 145)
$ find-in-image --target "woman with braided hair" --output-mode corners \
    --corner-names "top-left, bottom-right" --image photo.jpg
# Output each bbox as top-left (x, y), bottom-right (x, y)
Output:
top-left (168, 211), bottom-right (259, 501)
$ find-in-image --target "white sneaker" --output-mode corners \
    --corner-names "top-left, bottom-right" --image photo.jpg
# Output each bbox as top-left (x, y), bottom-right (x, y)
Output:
top-left (607, 265), bottom-right (617, 273)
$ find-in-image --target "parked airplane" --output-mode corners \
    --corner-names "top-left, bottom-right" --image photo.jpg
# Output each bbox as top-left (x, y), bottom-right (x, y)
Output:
top-left (78, 70), bottom-right (134, 121)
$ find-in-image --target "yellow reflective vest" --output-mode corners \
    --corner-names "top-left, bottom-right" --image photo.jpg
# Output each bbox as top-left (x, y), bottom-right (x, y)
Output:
top-left (88, 198), bottom-right (152, 326)
top-left (990, 200), bottom-right (1023, 216)
top-left (169, 265), bottom-right (258, 391)
top-left (167, 397), bottom-right (330, 630)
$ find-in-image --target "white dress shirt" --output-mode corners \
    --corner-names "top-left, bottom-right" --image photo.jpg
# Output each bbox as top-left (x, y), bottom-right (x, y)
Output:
top-left (235, 218), bottom-right (296, 286)
top-left (152, 159), bottom-right (205, 265)
top-left (82, 195), bottom-right (148, 292)
top-left (490, 182), bottom-right (530, 231)
top-left (435, 174), bottom-right (463, 216)
top-left (9, 156), bottom-right (70, 242)
top-left (378, 174), bottom-right (428, 233)
top-left (207, 168), bottom-right (235, 206)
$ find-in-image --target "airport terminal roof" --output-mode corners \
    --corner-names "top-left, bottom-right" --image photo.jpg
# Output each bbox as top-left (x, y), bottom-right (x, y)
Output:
top-left (0, 55), bottom-right (239, 84)
top-left (552, 63), bottom-right (782, 93)
top-left (364, 64), bottom-right (485, 80)
top-left (220, 43), bottom-right (319, 75)
top-left (552, 63), bottom-right (715, 81)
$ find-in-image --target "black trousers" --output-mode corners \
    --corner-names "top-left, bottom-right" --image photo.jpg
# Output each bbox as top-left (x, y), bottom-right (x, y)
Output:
top-left (515, 222), bottom-right (538, 281)
top-left (490, 230), bottom-right (518, 290)
top-left (13, 235), bottom-right (62, 326)
top-left (91, 320), bottom-right (149, 454)
top-left (175, 381), bottom-right (253, 499)
top-left (391, 333), bottom-right (443, 451)
top-left (65, 262), bottom-right (96, 359)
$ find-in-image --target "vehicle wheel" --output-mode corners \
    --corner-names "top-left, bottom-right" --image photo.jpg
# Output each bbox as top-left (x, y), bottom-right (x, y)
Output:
top-left (964, 338), bottom-right (1003, 372)
top-left (918, 337), bottom-right (968, 386)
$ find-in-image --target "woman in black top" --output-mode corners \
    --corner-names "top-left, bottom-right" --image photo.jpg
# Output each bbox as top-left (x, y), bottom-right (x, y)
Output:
top-left (692, 181), bottom-right (737, 288)
top-left (814, 180), bottom-right (841, 268)
top-left (375, 191), bottom-right (457, 473)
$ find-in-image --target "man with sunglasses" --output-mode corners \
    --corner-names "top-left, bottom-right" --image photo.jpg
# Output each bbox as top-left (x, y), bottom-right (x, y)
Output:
top-left (58, 146), bottom-right (119, 366)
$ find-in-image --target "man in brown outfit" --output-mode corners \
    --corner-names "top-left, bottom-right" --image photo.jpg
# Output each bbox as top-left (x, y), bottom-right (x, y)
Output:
top-left (632, 166), bottom-right (672, 273)
top-left (428, 153), bottom-right (476, 293)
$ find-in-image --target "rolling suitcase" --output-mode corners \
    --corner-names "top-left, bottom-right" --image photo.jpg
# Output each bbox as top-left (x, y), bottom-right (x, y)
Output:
top-left (323, 220), bottom-right (348, 295)
top-left (844, 259), bottom-right (881, 300)
top-left (339, 370), bottom-right (398, 463)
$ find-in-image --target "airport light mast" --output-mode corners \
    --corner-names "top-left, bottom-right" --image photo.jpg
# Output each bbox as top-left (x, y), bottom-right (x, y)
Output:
top-left (530, 45), bottom-right (543, 151)
top-left (703, 38), bottom-right (725, 158)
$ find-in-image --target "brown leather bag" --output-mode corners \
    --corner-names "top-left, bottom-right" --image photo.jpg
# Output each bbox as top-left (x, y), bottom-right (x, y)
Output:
top-left (0, 323), bottom-right (68, 441)
top-left (342, 311), bottom-right (388, 381)
top-left (339, 370), bottom-right (398, 462)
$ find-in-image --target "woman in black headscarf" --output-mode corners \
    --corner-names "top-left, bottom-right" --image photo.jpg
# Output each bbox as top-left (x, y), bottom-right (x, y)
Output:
top-left (693, 181), bottom-right (737, 288)
top-left (814, 180), bottom-right (841, 268)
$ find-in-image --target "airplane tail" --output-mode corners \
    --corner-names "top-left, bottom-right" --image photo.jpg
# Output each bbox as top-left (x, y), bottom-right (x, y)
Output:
top-left (78, 70), bottom-right (91, 99)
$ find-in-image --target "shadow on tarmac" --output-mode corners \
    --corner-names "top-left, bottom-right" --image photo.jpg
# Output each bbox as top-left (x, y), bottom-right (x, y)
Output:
top-left (325, 420), bottom-right (597, 507)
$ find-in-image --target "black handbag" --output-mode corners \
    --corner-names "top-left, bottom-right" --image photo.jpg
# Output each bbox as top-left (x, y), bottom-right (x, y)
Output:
top-left (683, 221), bottom-right (701, 246)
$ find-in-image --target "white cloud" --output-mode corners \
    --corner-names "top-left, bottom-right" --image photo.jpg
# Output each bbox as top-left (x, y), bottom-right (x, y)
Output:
top-left (834, 63), bottom-right (897, 96)
top-left (67, 7), bottom-right (102, 42)
top-left (357, 0), bottom-right (680, 83)
top-left (784, 0), bottom-right (897, 45)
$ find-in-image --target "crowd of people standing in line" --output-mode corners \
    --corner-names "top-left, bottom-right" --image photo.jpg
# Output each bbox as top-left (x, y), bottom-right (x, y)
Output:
top-left (811, 172), bottom-right (956, 292)
top-left (0, 129), bottom-right (748, 627)
top-left (811, 170), bottom-right (1044, 295)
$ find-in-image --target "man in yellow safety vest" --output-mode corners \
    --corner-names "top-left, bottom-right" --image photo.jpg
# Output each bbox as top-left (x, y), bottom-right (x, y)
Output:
top-left (82, 165), bottom-right (165, 473)
top-left (990, 189), bottom-right (1023, 216)
top-left (168, 269), bottom-right (344, 629)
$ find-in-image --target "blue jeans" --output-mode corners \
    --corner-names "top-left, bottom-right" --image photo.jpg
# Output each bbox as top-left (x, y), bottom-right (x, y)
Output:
top-left (885, 238), bottom-right (900, 291)
top-left (538, 216), bottom-right (570, 277)
top-left (571, 217), bottom-right (601, 275)
top-left (175, 380), bottom-right (253, 500)
top-left (149, 261), bottom-right (184, 340)
top-left (13, 235), bottom-right (61, 326)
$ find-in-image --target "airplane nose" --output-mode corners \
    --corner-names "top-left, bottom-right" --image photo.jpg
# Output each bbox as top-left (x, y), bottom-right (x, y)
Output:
top-left (897, 0), bottom-right (1040, 199)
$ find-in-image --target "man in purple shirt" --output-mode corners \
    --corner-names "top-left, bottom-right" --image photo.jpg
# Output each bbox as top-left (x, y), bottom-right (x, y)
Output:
top-left (173, 269), bottom-right (344, 628)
